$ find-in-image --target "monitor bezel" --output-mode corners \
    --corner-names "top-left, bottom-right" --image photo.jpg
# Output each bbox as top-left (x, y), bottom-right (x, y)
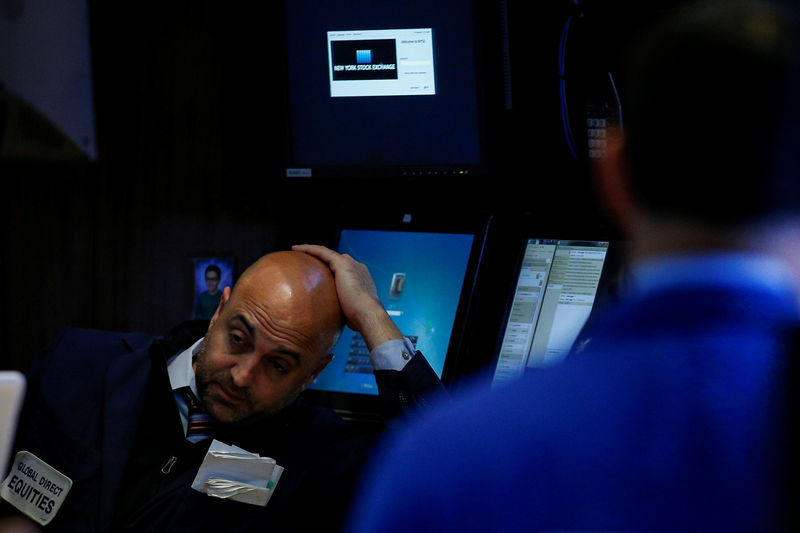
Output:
top-left (485, 214), bottom-right (624, 385)
top-left (274, 0), bottom-right (501, 182)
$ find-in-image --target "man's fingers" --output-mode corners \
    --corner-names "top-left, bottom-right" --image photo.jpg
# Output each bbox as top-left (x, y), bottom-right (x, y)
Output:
top-left (292, 244), bottom-right (359, 275)
top-left (293, 243), bottom-right (379, 303)
top-left (291, 244), bottom-right (338, 263)
top-left (292, 244), bottom-right (400, 347)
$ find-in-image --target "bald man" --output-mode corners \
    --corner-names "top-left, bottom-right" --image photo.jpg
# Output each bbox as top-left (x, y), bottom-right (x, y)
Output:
top-left (0, 249), bottom-right (444, 532)
top-left (194, 251), bottom-right (349, 424)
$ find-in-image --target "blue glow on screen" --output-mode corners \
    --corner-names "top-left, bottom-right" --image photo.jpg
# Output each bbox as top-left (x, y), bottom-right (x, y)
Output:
top-left (310, 229), bottom-right (474, 395)
top-left (356, 49), bottom-right (372, 63)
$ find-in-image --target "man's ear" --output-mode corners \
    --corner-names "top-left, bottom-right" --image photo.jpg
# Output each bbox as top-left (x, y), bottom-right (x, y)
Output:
top-left (591, 129), bottom-right (641, 234)
top-left (303, 353), bottom-right (334, 390)
top-left (208, 286), bottom-right (232, 331)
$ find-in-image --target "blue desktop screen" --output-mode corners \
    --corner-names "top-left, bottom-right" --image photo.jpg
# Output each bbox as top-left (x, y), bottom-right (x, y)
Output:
top-left (310, 229), bottom-right (475, 395)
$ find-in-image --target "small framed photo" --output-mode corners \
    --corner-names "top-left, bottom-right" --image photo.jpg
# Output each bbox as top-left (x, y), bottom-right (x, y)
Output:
top-left (192, 256), bottom-right (235, 320)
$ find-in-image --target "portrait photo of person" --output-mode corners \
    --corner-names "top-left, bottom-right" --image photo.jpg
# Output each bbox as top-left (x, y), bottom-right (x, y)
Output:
top-left (192, 257), bottom-right (234, 320)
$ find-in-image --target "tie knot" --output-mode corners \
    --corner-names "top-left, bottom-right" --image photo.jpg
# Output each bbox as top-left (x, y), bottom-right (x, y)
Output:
top-left (178, 387), bottom-right (213, 443)
top-left (180, 387), bottom-right (202, 410)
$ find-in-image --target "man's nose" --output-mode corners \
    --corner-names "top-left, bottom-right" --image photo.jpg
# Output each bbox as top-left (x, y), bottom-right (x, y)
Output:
top-left (230, 353), bottom-right (261, 388)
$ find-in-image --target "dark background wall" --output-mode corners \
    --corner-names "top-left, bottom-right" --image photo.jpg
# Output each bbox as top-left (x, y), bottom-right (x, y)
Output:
top-left (0, 0), bottom-right (667, 375)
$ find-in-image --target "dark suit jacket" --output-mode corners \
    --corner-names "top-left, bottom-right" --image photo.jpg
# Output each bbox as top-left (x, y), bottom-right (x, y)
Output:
top-left (2, 321), bottom-right (446, 532)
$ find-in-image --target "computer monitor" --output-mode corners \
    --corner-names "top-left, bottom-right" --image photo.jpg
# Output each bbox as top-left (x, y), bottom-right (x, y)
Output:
top-left (491, 238), bottom-right (611, 387)
top-left (302, 212), bottom-right (490, 421)
top-left (0, 1), bottom-right (96, 158)
top-left (0, 372), bottom-right (26, 478)
top-left (279, 0), bottom-right (489, 179)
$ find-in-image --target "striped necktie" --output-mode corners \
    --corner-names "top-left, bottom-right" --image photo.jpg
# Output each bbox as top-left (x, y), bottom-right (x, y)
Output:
top-left (179, 387), bottom-right (213, 443)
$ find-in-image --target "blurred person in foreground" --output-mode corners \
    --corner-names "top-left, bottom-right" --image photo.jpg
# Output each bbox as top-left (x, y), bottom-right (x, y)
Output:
top-left (346, 1), bottom-right (800, 531)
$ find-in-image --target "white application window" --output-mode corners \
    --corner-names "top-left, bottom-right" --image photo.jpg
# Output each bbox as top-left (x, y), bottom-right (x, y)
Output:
top-left (328, 28), bottom-right (436, 97)
top-left (492, 242), bottom-right (556, 384)
top-left (492, 240), bottom-right (609, 388)
top-left (526, 245), bottom-right (608, 367)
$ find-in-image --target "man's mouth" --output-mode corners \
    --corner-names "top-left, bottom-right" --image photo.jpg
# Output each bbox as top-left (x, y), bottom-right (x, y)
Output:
top-left (212, 381), bottom-right (247, 406)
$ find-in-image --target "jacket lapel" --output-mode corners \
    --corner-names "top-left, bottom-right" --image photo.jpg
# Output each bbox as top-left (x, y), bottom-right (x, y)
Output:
top-left (98, 333), bottom-right (154, 532)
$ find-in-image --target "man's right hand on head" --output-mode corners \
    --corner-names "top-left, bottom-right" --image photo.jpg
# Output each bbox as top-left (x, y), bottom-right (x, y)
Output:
top-left (291, 244), bottom-right (404, 350)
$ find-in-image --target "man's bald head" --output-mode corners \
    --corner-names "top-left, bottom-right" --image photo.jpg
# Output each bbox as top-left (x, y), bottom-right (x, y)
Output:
top-left (195, 250), bottom-right (345, 423)
top-left (225, 250), bottom-right (346, 357)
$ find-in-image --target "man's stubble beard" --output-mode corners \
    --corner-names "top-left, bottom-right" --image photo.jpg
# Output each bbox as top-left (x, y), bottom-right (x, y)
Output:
top-left (193, 334), bottom-right (304, 427)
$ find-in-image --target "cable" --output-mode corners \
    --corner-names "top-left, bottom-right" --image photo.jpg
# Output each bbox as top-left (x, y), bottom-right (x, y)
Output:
top-left (608, 71), bottom-right (623, 132)
top-left (559, 15), bottom-right (578, 160)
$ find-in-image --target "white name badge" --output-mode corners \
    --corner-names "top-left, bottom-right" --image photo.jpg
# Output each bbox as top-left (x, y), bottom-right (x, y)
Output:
top-left (1, 451), bottom-right (72, 526)
top-left (192, 440), bottom-right (283, 507)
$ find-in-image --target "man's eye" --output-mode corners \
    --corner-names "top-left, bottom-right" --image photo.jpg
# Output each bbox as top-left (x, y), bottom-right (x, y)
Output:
top-left (230, 333), bottom-right (245, 345)
top-left (272, 361), bottom-right (288, 374)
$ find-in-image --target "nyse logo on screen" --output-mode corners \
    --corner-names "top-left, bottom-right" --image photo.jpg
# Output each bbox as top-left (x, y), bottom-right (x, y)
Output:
top-left (331, 39), bottom-right (398, 81)
top-left (356, 49), bottom-right (372, 64)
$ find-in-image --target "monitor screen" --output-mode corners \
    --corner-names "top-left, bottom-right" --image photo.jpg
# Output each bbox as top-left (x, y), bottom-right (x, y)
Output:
top-left (491, 238), bottom-right (610, 387)
top-left (310, 228), bottom-right (477, 396)
top-left (280, 0), bottom-right (486, 178)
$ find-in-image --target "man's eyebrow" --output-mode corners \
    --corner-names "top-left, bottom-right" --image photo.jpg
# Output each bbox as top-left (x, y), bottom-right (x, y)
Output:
top-left (275, 347), bottom-right (302, 366)
top-left (231, 314), bottom-right (255, 337)
top-left (231, 314), bottom-right (302, 365)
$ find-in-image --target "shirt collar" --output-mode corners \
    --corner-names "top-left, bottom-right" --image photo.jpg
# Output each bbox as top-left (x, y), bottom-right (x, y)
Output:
top-left (166, 337), bottom-right (204, 397)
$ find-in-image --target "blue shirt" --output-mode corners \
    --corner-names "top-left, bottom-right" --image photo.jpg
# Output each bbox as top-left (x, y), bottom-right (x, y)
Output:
top-left (346, 252), bottom-right (800, 533)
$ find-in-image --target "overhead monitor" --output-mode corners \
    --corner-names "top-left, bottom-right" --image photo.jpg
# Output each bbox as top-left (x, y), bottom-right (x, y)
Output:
top-left (302, 212), bottom-right (490, 421)
top-left (280, 0), bottom-right (487, 178)
top-left (0, 1), bottom-right (96, 158)
top-left (491, 238), bottom-right (610, 387)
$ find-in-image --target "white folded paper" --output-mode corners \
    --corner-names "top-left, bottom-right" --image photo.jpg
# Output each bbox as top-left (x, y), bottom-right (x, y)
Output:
top-left (191, 440), bottom-right (284, 507)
